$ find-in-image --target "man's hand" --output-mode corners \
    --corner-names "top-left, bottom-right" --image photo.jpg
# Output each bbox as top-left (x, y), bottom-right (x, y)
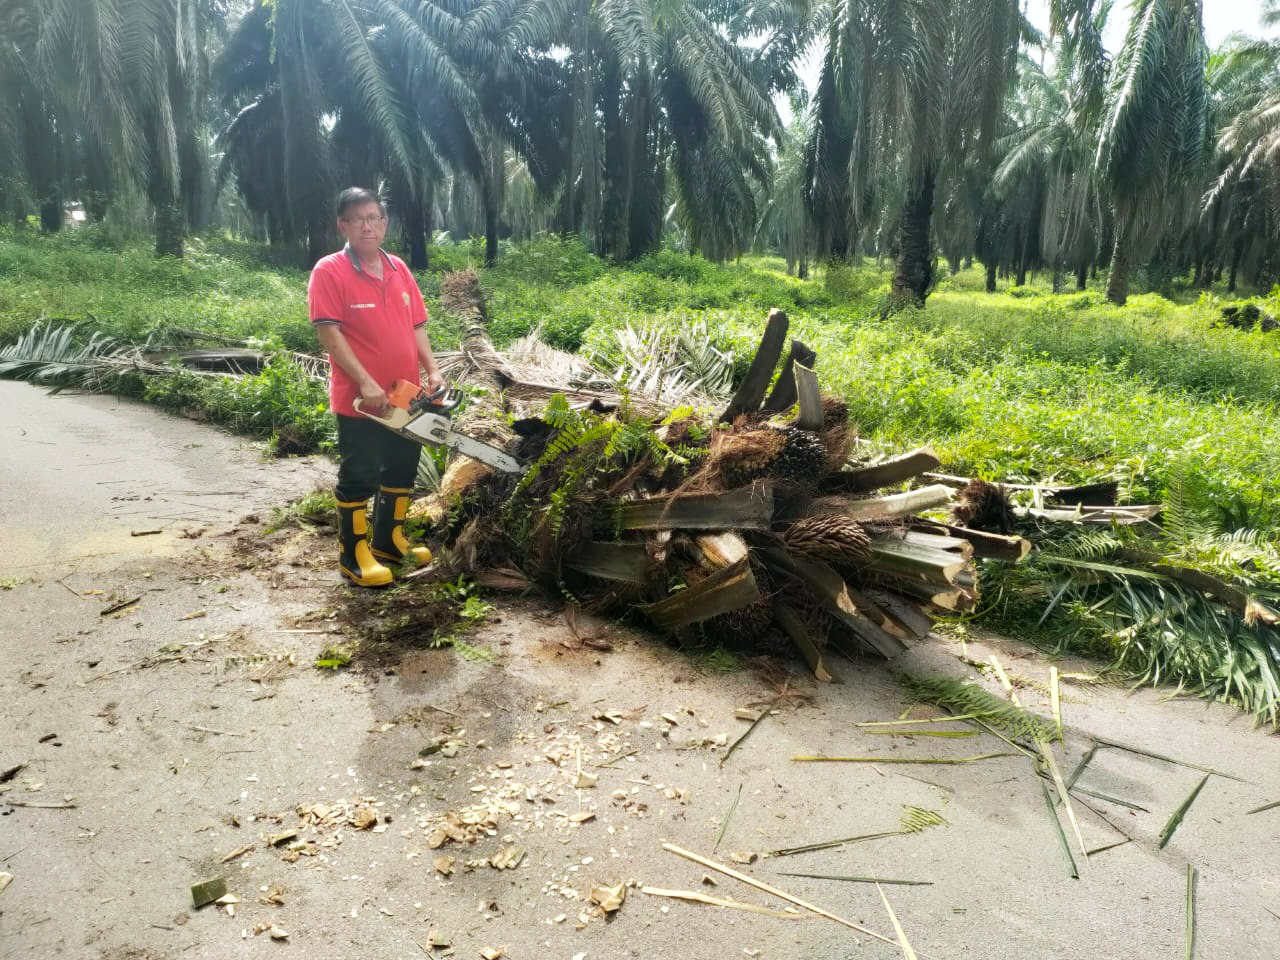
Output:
top-left (424, 368), bottom-right (445, 394)
top-left (358, 379), bottom-right (389, 415)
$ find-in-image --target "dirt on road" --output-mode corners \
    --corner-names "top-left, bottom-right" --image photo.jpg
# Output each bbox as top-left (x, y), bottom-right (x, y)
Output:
top-left (1, 380), bottom-right (1278, 960)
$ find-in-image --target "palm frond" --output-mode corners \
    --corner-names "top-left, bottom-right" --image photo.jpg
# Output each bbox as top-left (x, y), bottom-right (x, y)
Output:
top-left (0, 321), bottom-right (136, 388)
top-left (900, 674), bottom-right (1061, 743)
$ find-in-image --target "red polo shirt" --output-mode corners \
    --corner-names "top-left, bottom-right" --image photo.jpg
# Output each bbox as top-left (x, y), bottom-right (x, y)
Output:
top-left (308, 245), bottom-right (428, 417)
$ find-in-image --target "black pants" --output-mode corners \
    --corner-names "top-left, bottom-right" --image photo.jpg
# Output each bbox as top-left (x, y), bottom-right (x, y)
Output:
top-left (334, 414), bottom-right (421, 503)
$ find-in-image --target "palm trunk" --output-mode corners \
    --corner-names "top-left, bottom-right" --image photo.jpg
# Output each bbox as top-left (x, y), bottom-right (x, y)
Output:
top-left (985, 262), bottom-right (997, 293)
top-left (1105, 232), bottom-right (1129, 306)
top-left (40, 195), bottom-right (62, 233)
top-left (891, 166), bottom-right (936, 307)
top-left (405, 183), bottom-right (432, 270)
top-left (1076, 265), bottom-right (1087, 291)
top-left (1227, 238), bottom-right (1243, 294)
top-left (154, 200), bottom-right (184, 258)
top-left (484, 201), bottom-right (498, 268)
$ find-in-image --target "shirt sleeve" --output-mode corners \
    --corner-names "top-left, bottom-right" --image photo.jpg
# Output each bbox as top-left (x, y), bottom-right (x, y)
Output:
top-left (405, 268), bottom-right (429, 328)
top-left (308, 261), bottom-right (343, 325)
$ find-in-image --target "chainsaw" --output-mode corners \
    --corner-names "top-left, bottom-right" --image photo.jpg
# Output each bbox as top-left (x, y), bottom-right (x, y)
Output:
top-left (353, 379), bottom-right (524, 474)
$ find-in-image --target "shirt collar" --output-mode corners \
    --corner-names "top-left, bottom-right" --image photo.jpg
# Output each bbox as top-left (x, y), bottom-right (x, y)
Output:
top-left (343, 243), bottom-right (398, 275)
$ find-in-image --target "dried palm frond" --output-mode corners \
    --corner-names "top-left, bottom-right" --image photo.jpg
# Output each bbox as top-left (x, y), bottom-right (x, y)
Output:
top-left (603, 319), bottom-right (736, 406)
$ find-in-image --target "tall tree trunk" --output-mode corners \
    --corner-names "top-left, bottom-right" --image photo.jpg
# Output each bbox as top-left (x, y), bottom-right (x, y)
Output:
top-left (404, 183), bottom-right (432, 270)
top-left (1075, 264), bottom-right (1087, 290)
top-left (1105, 233), bottom-right (1129, 305)
top-left (891, 167), bottom-right (936, 307)
top-left (1052, 263), bottom-right (1063, 293)
top-left (985, 262), bottom-right (997, 293)
top-left (154, 200), bottom-right (184, 258)
top-left (1227, 237), bottom-right (1243, 293)
top-left (484, 201), bottom-right (498, 268)
top-left (40, 195), bottom-right (62, 233)
top-left (1016, 262), bottom-right (1027, 287)
top-left (306, 210), bottom-right (327, 267)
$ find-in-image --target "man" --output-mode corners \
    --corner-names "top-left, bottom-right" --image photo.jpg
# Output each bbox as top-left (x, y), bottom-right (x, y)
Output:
top-left (308, 187), bottom-right (444, 587)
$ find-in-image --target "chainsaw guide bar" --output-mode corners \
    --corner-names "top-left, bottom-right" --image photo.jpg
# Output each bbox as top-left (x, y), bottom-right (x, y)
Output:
top-left (354, 383), bottom-right (524, 475)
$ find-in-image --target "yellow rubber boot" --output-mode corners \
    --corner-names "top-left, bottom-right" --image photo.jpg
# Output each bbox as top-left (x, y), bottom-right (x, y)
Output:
top-left (336, 500), bottom-right (393, 587)
top-left (371, 486), bottom-right (433, 567)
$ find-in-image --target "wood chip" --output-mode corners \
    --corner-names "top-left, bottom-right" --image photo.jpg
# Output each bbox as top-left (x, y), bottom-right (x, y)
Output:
top-left (219, 844), bottom-right (254, 864)
top-left (589, 882), bottom-right (626, 912)
top-left (191, 877), bottom-right (227, 908)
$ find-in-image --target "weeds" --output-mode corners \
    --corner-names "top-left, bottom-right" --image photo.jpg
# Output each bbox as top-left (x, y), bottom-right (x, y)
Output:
top-left (265, 491), bottom-right (337, 534)
top-left (314, 645), bottom-right (353, 670)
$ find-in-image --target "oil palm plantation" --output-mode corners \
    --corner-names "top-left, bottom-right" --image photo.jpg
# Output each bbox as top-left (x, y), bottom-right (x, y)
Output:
top-left (553, 0), bottom-right (791, 261)
top-left (986, 35), bottom-right (1109, 291)
top-left (216, 0), bottom-right (565, 266)
top-left (1, 0), bottom-right (223, 255)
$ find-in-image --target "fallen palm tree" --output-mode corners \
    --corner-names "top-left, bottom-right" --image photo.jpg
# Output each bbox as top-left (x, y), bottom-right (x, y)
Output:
top-left (416, 272), bottom-right (1003, 680)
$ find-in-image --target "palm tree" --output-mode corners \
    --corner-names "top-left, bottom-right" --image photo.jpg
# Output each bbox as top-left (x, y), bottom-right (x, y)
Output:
top-left (216, 0), bottom-right (564, 266)
top-left (553, 0), bottom-right (789, 262)
top-left (1, 0), bottom-right (224, 254)
top-left (758, 97), bottom-right (816, 277)
top-left (1197, 36), bottom-right (1280, 291)
top-left (803, 0), bottom-right (1024, 305)
top-left (986, 43), bottom-right (1108, 292)
top-left (1095, 0), bottom-right (1208, 305)
top-left (216, 0), bottom-right (421, 263)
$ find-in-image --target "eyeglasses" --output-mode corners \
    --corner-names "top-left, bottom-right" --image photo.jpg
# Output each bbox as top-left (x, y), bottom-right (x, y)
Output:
top-left (343, 215), bottom-right (386, 227)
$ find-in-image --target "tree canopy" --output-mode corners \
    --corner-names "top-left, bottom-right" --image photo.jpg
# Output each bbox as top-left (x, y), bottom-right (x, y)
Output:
top-left (3, 0), bottom-right (1279, 302)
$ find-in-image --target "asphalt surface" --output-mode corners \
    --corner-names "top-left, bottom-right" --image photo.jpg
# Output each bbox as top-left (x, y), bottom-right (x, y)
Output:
top-left (1, 380), bottom-right (1278, 960)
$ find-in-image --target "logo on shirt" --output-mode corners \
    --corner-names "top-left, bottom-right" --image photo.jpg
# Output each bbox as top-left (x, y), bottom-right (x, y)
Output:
top-left (402, 291), bottom-right (410, 307)
top-left (349, 303), bottom-right (376, 309)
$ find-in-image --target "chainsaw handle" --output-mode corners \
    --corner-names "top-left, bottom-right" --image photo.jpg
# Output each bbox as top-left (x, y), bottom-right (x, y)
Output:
top-left (410, 384), bottom-right (462, 415)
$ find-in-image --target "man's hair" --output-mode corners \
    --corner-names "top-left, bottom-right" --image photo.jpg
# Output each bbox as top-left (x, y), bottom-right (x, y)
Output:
top-left (336, 187), bottom-right (383, 219)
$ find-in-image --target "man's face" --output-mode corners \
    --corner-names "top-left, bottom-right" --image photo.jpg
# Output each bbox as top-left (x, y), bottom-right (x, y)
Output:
top-left (337, 201), bottom-right (387, 259)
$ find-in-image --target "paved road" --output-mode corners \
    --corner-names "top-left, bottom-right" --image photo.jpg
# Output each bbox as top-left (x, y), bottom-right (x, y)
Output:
top-left (1, 380), bottom-right (1278, 960)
